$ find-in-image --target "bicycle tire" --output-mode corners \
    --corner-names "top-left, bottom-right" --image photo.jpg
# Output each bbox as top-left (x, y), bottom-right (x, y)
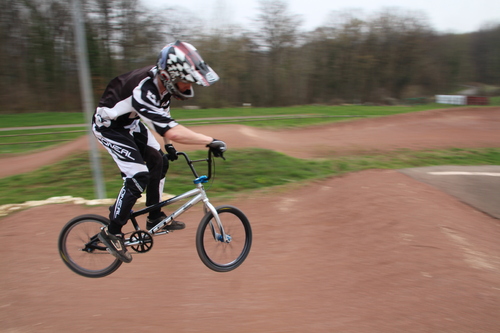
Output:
top-left (58, 214), bottom-right (122, 278)
top-left (196, 205), bottom-right (252, 272)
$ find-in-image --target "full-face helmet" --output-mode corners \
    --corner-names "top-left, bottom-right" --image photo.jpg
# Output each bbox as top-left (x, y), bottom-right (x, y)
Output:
top-left (157, 40), bottom-right (219, 100)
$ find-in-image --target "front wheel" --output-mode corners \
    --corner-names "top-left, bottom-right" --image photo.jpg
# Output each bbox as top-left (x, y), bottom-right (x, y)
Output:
top-left (58, 214), bottom-right (122, 278)
top-left (196, 205), bottom-right (252, 272)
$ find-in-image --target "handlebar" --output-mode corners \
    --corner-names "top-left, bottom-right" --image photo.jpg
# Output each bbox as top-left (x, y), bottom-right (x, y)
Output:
top-left (176, 149), bottom-right (220, 181)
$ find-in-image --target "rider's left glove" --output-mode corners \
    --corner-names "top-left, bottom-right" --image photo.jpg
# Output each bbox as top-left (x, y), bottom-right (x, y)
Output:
top-left (165, 144), bottom-right (178, 161)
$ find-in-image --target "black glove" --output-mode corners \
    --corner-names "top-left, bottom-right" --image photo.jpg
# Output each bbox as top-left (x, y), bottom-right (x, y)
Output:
top-left (206, 139), bottom-right (227, 158)
top-left (164, 144), bottom-right (178, 161)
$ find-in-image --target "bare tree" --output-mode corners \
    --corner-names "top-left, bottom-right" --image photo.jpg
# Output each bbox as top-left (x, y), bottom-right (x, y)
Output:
top-left (253, 0), bottom-right (302, 105)
top-left (472, 24), bottom-right (500, 86)
top-left (254, 0), bottom-right (301, 51)
top-left (1, 0), bottom-right (499, 113)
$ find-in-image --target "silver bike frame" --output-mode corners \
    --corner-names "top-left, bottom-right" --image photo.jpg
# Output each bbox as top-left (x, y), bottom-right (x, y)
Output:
top-left (124, 150), bottom-right (229, 248)
top-left (144, 182), bottom-right (226, 240)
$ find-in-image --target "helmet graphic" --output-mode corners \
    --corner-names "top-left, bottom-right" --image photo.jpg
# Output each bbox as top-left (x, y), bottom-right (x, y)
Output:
top-left (157, 40), bottom-right (219, 100)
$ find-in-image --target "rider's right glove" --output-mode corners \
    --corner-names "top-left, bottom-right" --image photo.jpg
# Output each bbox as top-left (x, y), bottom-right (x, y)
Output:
top-left (206, 139), bottom-right (227, 158)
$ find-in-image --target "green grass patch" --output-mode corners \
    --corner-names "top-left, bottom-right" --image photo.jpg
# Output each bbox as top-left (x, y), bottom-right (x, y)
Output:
top-left (0, 149), bottom-right (333, 205)
top-left (0, 104), bottom-right (458, 155)
top-left (174, 104), bottom-right (452, 119)
top-left (489, 96), bottom-right (500, 105)
top-left (0, 128), bottom-right (87, 154)
top-left (330, 148), bottom-right (500, 173)
top-left (0, 112), bottom-right (87, 127)
top-left (176, 104), bottom-right (453, 128)
top-left (1, 147), bottom-right (499, 206)
top-left (0, 104), bottom-right (452, 128)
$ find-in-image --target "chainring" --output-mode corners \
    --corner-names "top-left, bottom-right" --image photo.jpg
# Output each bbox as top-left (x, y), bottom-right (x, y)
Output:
top-left (129, 231), bottom-right (154, 253)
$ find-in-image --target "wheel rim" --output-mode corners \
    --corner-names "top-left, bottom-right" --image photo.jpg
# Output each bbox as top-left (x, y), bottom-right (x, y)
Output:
top-left (61, 219), bottom-right (119, 275)
top-left (200, 211), bottom-right (250, 269)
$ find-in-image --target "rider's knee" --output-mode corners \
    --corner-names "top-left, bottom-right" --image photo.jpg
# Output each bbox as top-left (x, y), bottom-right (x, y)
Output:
top-left (145, 147), bottom-right (168, 178)
top-left (125, 171), bottom-right (150, 197)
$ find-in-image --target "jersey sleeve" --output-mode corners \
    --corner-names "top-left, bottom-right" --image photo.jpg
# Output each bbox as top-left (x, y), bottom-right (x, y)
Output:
top-left (131, 78), bottom-right (178, 136)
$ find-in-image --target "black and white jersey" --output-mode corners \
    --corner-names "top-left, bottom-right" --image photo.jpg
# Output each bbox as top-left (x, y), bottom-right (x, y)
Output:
top-left (93, 66), bottom-right (178, 135)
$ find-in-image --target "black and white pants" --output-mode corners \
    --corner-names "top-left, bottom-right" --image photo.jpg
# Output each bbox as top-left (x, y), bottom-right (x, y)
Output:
top-left (92, 120), bottom-right (167, 226)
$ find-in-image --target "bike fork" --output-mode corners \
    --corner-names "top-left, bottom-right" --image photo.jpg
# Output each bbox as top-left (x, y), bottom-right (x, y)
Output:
top-left (203, 199), bottom-right (229, 243)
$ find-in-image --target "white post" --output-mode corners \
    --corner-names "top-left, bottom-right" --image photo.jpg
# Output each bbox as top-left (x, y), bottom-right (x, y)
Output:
top-left (71, 0), bottom-right (106, 199)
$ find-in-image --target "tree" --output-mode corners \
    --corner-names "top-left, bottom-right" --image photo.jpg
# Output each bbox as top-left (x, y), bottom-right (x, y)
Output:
top-left (253, 0), bottom-right (302, 105)
top-left (0, 0), bottom-right (498, 113)
top-left (0, 0), bottom-right (76, 111)
top-left (471, 24), bottom-right (500, 86)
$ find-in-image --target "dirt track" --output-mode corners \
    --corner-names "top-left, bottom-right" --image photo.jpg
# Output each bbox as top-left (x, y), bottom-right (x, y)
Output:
top-left (1, 107), bottom-right (500, 332)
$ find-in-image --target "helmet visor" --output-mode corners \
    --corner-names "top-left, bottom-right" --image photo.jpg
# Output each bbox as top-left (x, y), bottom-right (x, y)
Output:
top-left (174, 41), bottom-right (219, 86)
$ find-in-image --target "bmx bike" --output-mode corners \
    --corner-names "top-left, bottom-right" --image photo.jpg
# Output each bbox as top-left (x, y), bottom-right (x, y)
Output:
top-left (58, 149), bottom-right (252, 278)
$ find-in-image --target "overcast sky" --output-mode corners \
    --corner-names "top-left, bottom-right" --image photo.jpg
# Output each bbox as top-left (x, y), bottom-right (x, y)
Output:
top-left (141, 0), bottom-right (500, 33)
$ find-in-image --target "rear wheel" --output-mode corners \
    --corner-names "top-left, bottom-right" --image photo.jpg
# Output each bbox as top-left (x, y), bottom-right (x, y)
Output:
top-left (196, 205), bottom-right (252, 272)
top-left (58, 214), bottom-right (122, 278)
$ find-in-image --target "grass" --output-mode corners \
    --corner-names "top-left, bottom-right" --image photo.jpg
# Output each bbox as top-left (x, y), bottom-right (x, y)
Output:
top-left (489, 96), bottom-right (500, 105)
top-left (0, 102), bottom-right (490, 129)
top-left (171, 103), bottom-right (454, 127)
top-left (1, 147), bottom-right (499, 206)
top-left (0, 104), bottom-right (454, 128)
top-left (0, 128), bottom-right (87, 154)
top-left (0, 112), bottom-right (87, 127)
top-left (0, 104), bottom-right (462, 154)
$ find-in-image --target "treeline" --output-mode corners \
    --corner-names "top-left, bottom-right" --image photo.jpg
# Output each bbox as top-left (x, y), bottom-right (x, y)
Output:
top-left (1, 0), bottom-right (499, 112)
